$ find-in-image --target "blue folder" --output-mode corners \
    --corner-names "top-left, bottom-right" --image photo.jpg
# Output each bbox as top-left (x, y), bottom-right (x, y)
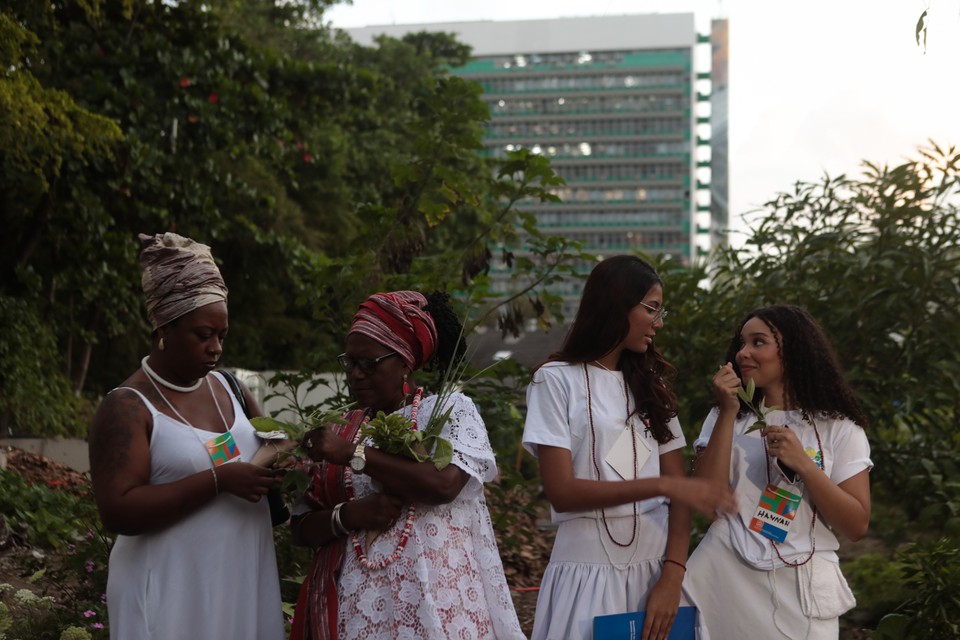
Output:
top-left (593, 605), bottom-right (697, 639)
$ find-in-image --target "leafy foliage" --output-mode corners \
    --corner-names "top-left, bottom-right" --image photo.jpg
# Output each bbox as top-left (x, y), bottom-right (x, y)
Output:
top-left (0, 469), bottom-right (108, 638)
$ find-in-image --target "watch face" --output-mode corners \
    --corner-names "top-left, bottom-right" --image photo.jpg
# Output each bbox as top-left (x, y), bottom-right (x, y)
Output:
top-left (350, 456), bottom-right (365, 472)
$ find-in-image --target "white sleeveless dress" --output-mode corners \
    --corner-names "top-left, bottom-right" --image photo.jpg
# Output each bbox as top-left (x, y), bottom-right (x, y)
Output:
top-left (105, 372), bottom-right (285, 640)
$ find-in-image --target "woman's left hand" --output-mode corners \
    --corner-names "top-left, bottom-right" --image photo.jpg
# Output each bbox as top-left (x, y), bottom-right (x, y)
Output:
top-left (302, 427), bottom-right (354, 465)
top-left (642, 573), bottom-right (681, 640)
top-left (762, 425), bottom-right (807, 471)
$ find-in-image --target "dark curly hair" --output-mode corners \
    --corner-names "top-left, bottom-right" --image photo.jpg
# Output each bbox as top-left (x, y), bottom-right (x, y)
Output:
top-left (536, 255), bottom-right (679, 444)
top-left (727, 305), bottom-right (869, 428)
top-left (423, 290), bottom-right (467, 380)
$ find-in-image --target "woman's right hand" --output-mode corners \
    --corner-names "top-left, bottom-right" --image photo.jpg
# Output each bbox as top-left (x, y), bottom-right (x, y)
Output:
top-left (712, 362), bottom-right (741, 413)
top-left (216, 462), bottom-right (281, 502)
top-left (664, 476), bottom-right (738, 518)
top-left (342, 493), bottom-right (405, 531)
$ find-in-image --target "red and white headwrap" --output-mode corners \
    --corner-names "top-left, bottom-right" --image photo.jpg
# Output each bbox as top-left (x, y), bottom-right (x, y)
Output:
top-left (349, 291), bottom-right (437, 371)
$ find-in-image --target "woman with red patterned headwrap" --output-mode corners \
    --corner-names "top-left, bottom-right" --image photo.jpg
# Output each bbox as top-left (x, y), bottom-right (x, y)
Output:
top-left (289, 291), bottom-right (525, 640)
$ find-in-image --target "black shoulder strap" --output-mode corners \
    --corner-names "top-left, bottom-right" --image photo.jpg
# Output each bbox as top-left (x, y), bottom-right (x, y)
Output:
top-left (219, 369), bottom-right (249, 418)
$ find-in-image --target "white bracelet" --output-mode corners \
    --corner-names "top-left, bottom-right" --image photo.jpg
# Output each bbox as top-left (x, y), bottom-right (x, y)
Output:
top-left (210, 467), bottom-right (219, 496)
top-left (331, 501), bottom-right (349, 537)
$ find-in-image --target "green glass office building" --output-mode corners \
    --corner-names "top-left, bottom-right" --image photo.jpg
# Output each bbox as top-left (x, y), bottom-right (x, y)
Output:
top-left (349, 14), bottom-right (729, 315)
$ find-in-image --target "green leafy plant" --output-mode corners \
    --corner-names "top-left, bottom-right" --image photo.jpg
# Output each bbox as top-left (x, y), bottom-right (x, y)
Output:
top-left (249, 406), bottom-right (352, 496)
top-left (360, 410), bottom-right (453, 470)
top-left (737, 378), bottom-right (780, 433)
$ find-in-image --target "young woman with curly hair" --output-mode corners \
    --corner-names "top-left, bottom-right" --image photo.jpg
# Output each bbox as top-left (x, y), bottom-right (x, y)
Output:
top-left (522, 255), bottom-right (736, 640)
top-left (689, 305), bottom-right (871, 639)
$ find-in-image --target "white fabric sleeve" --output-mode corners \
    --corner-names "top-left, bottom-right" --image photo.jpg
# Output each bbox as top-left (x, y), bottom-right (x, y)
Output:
top-left (521, 365), bottom-right (573, 458)
top-left (694, 407), bottom-right (720, 450)
top-left (435, 392), bottom-right (498, 484)
top-left (827, 418), bottom-right (873, 484)
top-left (658, 415), bottom-right (687, 455)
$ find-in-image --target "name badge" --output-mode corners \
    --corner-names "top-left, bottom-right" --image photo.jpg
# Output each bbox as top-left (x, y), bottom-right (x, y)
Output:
top-left (749, 483), bottom-right (802, 542)
top-left (205, 431), bottom-right (241, 466)
top-left (604, 426), bottom-right (652, 480)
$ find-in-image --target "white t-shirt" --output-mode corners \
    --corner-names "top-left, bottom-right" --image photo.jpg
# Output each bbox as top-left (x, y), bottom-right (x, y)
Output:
top-left (695, 407), bottom-right (872, 568)
top-left (523, 361), bottom-right (685, 522)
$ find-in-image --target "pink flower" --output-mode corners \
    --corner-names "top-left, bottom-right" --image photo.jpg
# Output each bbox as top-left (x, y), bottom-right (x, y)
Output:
top-left (93, 623), bottom-right (104, 629)
top-left (86, 561), bottom-right (95, 573)
top-left (84, 610), bottom-right (96, 618)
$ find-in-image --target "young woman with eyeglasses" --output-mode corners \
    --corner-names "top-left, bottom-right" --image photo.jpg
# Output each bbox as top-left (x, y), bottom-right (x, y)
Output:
top-left (288, 290), bottom-right (524, 640)
top-left (687, 305), bottom-right (871, 639)
top-left (522, 255), bottom-right (737, 640)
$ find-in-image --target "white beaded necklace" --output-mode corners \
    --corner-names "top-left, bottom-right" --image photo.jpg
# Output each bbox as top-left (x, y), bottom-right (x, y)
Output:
top-left (141, 355), bottom-right (204, 393)
top-left (143, 371), bottom-right (230, 436)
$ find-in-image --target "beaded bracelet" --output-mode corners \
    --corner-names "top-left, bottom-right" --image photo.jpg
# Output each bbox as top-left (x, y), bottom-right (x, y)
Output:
top-left (663, 558), bottom-right (686, 571)
top-left (210, 467), bottom-right (219, 496)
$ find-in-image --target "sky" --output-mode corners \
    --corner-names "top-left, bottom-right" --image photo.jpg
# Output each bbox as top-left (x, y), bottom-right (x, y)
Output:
top-left (325, 0), bottom-right (960, 240)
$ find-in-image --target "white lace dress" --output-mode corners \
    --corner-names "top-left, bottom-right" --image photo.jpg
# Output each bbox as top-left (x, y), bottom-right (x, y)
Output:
top-left (337, 392), bottom-right (525, 640)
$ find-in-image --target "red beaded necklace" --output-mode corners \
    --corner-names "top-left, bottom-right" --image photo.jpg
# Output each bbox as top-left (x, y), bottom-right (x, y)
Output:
top-left (763, 412), bottom-right (824, 567)
top-left (585, 364), bottom-right (639, 548)
top-left (346, 388), bottom-right (422, 571)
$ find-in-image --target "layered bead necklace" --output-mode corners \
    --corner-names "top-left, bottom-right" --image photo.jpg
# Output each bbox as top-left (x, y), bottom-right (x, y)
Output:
top-left (346, 388), bottom-right (422, 571)
top-left (585, 364), bottom-right (640, 548)
top-left (763, 411), bottom-right (824, 567)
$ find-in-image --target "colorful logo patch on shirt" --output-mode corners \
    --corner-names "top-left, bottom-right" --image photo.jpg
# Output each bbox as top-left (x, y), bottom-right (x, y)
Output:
top-left (805, 446), bottom-right (823, 469)
top-left (750, 483), bottom-right (802, 543)
top-left (205, 431), bottom-right (240, 466)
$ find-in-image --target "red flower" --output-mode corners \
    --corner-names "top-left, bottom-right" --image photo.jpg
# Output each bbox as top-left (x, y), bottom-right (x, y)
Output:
top-left (179, 77), bottom-right (191, 88)
top-left (303, 154), bottom-right (314, 164)
top-left (208, 92), bottom-right (219, 104)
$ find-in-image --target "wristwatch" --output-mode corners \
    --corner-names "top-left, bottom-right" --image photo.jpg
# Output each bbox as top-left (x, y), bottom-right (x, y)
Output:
top-left (349, 443), bottom-right (367, 473)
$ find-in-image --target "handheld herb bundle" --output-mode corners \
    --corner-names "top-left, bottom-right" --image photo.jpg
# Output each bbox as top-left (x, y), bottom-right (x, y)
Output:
top-left (249, 406), bottom-right (352, 493)
top-left (738, 378), bottom-right (780, 433)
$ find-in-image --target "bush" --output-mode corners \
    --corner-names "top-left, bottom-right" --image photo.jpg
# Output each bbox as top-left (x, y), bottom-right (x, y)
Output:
top-left (0, 296), bottom-right (90, 437)
top-left (0, 469), bottom-right (108, 638)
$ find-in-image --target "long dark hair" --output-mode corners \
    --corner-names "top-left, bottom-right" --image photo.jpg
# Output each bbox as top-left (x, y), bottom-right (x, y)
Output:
top-left (537, 255), bottom-right (679, 443)
top-left (726, 305), bottom-right (868, 428)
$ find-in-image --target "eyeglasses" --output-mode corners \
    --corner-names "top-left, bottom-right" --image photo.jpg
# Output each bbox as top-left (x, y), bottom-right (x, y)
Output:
top-left (337, 352), bottom-right (399, 375)
top-left (637, 301), bottom-right (668, 323)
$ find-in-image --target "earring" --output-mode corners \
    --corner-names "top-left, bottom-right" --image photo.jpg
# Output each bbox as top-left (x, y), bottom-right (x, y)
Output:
top-left (402, 374), bottom-right (410, 397)
top-left (159, 337), bottom-right (165, 351)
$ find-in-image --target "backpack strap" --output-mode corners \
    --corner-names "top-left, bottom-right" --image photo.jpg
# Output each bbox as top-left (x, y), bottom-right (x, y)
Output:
top-left (219, 369), bottom-right (249, 418)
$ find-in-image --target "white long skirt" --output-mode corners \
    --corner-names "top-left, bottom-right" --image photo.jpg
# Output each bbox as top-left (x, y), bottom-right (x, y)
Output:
top-left (531, 506), bottom-right (708, 640)
top-left (686, 522), bottom-right (839, 639)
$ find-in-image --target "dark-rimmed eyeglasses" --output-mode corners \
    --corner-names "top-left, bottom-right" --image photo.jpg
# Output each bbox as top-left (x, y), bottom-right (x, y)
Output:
top-left (337, 352), bottom-right (399, 375)
top-left (637, 301), bottom-right (668, 323)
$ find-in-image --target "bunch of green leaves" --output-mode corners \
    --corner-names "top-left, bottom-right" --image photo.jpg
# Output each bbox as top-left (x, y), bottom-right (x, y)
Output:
top-left (249, 406), bottom-right (351, 495)
top-left (737, 378), bottom-right (780, 434)
top-left (360, 410), bottom-right (453, 470)
top-left (250, 406), bottom-right (349, 443)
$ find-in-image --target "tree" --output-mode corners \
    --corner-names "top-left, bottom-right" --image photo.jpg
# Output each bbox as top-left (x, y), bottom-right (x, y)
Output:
top-left (0, 0), bottom-right (586, 435)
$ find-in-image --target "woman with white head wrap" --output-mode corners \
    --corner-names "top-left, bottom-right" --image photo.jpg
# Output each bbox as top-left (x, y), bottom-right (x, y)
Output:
top-left (88, 232), bottom-right (285, 640)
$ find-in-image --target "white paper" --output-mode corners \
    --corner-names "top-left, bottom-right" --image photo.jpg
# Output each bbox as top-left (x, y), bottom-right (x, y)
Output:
top-left (604, 427), bottom-right (653, 480)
